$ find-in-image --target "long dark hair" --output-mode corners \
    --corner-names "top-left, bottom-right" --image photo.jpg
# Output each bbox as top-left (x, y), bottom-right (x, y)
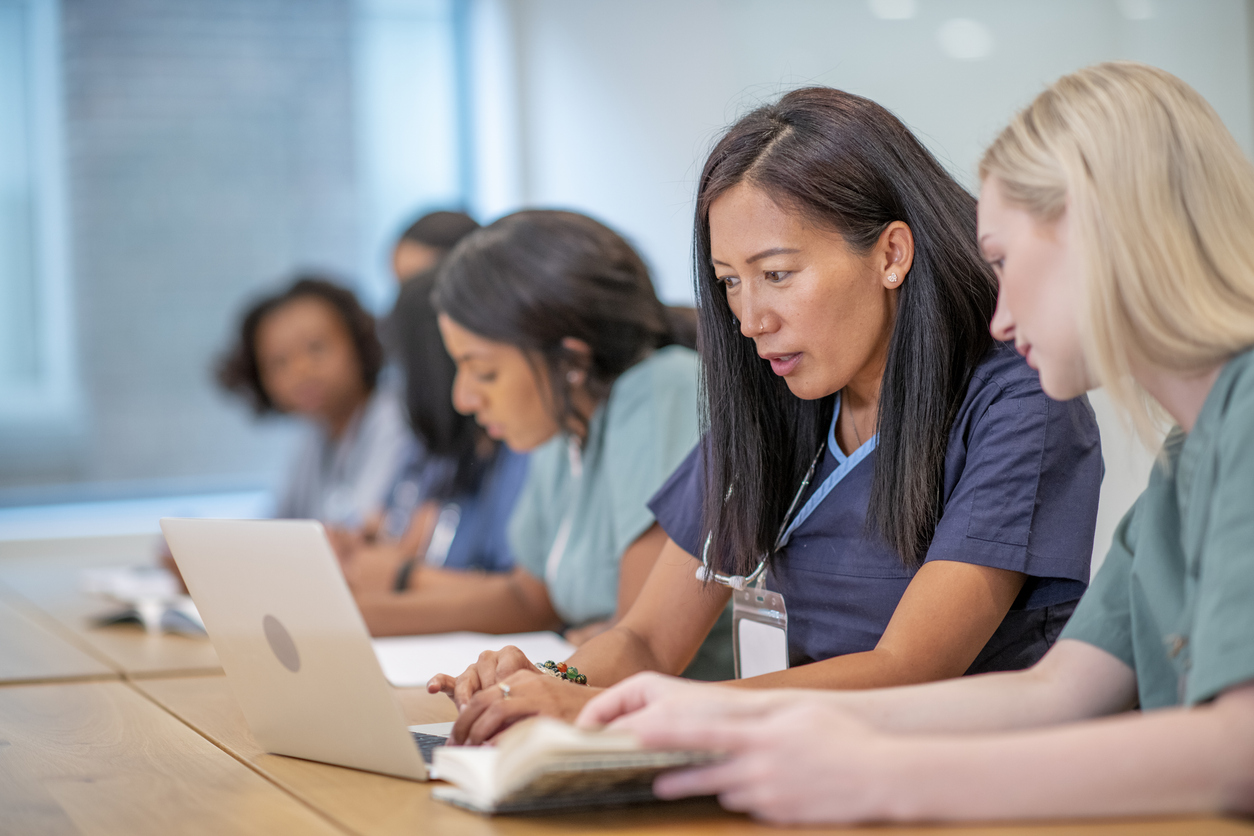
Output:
top-left (698, 87), bottom-right (997, 572)
top-left (434, 210), bottom-right (695, 436)
top-left (390, 269), bottom-right (491, 498)
top-left (217, 276), bottom-right (384, 415)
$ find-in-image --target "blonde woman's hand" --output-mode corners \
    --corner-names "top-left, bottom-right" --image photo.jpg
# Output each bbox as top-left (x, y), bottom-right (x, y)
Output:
top-left (626, 693), bottom-right (900, 824)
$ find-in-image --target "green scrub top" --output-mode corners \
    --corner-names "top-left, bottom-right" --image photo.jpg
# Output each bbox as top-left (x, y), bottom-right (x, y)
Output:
top-left (509, 345), bottom-right (700, 625)
top-left (1061, 347), bottom-right (1254, 709)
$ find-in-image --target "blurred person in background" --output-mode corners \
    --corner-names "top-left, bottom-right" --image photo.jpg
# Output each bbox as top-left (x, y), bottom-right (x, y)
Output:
top-left (391, 210), bottom-right (480, 285)
top-left (217, 276), bottom-right (414, 528)
top-left (338, 266), bottom-right (528, 596)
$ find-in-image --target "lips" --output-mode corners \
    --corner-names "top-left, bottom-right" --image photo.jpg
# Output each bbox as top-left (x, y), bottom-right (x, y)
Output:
top-left (762, 352), bottom-right (801, 376)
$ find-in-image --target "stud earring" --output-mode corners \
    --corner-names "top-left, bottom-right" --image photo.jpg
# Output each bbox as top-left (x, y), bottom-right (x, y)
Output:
top-left (567, 370), bottom-right (582, 384)
top-left (888, 273), bottom-right (899, 283)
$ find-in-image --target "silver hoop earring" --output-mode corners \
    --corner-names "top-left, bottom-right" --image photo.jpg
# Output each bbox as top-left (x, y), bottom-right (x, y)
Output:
top-left (888, 273), bottom-right (899, 283)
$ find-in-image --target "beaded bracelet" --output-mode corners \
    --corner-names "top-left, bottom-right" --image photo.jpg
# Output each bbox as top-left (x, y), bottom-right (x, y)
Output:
top-left (535, 660), bottom-right (588, 685)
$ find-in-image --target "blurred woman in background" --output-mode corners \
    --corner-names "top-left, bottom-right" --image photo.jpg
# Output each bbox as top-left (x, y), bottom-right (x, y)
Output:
top-left (218, 276), bottom-right (413, 528)
top-left (341, 266), bottom-right (527, 594)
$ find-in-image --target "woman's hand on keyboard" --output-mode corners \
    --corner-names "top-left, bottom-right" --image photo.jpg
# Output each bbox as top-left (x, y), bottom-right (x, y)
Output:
top-left (427, 645), bottom-right (537, 710)
top-left (450, 670), bottom-right (602, 745)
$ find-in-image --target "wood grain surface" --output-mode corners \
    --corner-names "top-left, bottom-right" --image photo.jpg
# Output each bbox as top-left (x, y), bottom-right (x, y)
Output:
top-left (0, 680), bottom-right (345, 835)
top-left (0, 596), bottom-right (117, 684)
top-left (0, 561), bottom-right (221, 678)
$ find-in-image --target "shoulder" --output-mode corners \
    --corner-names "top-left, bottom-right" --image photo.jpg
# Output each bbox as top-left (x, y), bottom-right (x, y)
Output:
top-left (1203, 348), bottom-right (1254, 469)
top-left (605, 346), bottom-right (700, 427)
top-left (1213, 348), bottom-right (1254, 427)
top-left (966, 341), bottom-right (1049, 403)
top-left (959, 341), bottom-right (1095, 429)
top-left (611, 345), bottom-right (699, 398)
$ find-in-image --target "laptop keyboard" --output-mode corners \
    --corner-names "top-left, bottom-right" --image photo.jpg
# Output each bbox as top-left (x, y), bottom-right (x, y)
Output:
top-left (411, 731), bottom-right (448, 765)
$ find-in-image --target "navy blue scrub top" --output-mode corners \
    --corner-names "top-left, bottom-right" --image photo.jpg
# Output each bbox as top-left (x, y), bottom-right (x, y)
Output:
top-left (413, 446), bottom-right (529, 572)
top-left (649, 343), bottom-right (1103, 674)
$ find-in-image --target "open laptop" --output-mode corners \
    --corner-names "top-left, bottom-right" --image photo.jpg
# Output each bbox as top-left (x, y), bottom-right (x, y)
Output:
top-left (160, 517), bottom-right (453, 781)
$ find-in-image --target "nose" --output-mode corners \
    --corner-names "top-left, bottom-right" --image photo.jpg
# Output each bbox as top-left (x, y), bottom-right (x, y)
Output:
top-left (450, 369), bottom-right (481, 415)
top-left (733, 281), bottom-right (778, 339)
top-left (286, 349), bottom-right (316, 382)
top-left (989, 286), bottom-right (1016, 342)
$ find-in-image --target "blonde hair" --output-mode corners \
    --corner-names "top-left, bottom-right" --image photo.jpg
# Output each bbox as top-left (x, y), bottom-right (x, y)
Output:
top-left (980, 61), bottom-right (1254, 442)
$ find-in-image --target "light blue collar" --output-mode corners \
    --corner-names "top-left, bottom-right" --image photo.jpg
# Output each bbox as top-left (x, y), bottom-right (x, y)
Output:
top-left (780, 393), bottom-right (877, 546)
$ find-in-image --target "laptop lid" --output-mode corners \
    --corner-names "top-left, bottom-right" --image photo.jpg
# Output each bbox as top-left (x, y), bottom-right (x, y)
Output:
top-left (160, 517), bottom-right (429, 781)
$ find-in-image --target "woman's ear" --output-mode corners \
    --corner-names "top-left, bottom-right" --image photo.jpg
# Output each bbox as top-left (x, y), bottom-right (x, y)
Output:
top-left (560, 337), bottom-right (593, 385)
top-left (878, 221), bottom-right (915, 289)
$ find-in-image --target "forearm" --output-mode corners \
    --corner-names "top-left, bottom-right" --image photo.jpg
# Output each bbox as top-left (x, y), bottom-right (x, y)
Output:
top-left (356, 573), bottom-right (561, 637)
top-left (563, 624), bottom-right (677, 687)
top-left (762, 640), bottom-right (1136, 734)
top-left (561, 539), bottom-right (732, 688)
top-left (731, 645), bottom-right (958, 691)
top-left (889, 693), bottom-right (1254, 821)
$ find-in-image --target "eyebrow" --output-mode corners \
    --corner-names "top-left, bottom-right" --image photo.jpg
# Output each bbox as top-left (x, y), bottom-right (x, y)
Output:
top-left (711, 247), bottom-right (801, 268)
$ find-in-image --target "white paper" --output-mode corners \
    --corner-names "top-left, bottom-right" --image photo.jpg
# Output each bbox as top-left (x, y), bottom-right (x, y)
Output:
top-left (372, 631), bottom-right (578, 687)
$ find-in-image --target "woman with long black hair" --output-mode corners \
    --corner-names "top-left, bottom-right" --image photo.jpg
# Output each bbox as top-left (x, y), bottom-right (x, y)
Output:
top-left (434, 87), bottom-right (1103, 743)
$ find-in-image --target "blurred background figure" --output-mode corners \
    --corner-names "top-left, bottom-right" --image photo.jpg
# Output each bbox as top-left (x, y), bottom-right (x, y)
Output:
top-left (391, 211), bottom-right (480, 285)
top-left (217, 277), bottom-right (413, 529)
top-left (338, 266), bottom-right (528, 594)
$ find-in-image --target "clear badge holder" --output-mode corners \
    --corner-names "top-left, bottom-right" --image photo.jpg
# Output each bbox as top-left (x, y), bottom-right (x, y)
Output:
top-left (732, 576), bottom-right (789, 679)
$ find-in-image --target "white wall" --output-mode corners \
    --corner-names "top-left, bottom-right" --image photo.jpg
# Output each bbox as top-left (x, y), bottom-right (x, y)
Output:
top-left (471, 0), bottom-right (1254, 571)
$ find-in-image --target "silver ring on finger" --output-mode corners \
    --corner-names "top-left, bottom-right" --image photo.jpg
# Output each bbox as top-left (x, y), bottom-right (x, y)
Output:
top-left (498, 682), bottom-right (512, 700)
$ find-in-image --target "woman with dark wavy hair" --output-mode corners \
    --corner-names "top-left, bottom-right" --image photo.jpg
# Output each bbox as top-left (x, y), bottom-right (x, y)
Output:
top-left (438, 86), bottom-right (1103, 745)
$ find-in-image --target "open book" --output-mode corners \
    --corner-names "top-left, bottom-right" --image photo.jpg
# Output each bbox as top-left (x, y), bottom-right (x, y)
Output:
top-left (431, 717), bottom-right (718, 814)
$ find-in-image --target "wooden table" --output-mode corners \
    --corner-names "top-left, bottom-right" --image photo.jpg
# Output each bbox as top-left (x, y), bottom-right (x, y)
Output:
top-left (0, 680), bottom-right (344, 835)
top-left (0, 595), bottom-right (116, 684)
top-left (131, 673), bottom-right (1254, 836)
top-left (2, 539), bottom-right (1251, 835)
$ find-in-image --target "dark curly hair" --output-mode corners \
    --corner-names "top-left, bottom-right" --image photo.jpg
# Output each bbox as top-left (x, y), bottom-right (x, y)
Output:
top-left (217, 276), bottom-right (385, 415)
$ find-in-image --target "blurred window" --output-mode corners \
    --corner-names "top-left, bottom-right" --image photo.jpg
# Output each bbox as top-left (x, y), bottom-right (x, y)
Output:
top-left (0, 0), bottom-right (74, 428)
top-left (354, 0), bottom-right (470, 310)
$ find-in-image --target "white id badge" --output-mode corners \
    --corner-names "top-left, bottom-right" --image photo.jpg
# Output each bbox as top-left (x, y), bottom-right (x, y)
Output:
top-left (732, 583), bottom-right (789, 679)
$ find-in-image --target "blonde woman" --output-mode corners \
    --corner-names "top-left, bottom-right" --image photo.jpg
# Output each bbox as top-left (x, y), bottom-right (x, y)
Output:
top-left (576, 62), bottom-right (1254, 824)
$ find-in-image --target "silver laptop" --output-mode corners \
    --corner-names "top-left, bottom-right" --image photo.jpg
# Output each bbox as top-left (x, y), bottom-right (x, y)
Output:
top-left (160, 517), bottom-right (453, 781)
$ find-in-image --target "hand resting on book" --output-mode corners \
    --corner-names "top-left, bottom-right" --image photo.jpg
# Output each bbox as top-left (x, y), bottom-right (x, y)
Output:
top-left (428, 644), bottom-right (602, 744)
